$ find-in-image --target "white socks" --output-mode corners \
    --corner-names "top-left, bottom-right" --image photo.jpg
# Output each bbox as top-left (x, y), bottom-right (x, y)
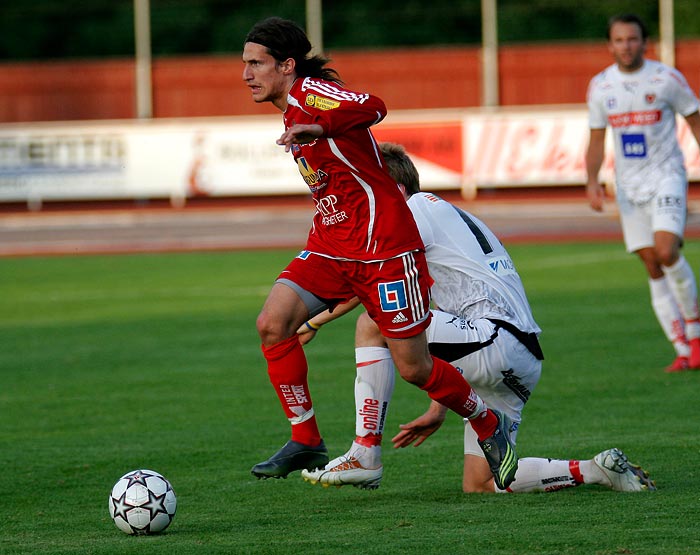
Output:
top-left (497, 457), bottom-right (607, 493)
top-left (649, 276), bottom-right (689, 356)
top-left (350, 346), bottom-right (395, 468)
top-left (663, 256), bottom-right (700, 340)
top-left (340, 442), bottom-right (383, 470)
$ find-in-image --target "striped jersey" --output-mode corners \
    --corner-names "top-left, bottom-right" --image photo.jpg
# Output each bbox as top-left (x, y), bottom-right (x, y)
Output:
top-left (407, 192), bottom-right (540, 334)
top-left (587, 59), bottom-right (699, 202)
top-left (284, 77), bottom-right (423, 262)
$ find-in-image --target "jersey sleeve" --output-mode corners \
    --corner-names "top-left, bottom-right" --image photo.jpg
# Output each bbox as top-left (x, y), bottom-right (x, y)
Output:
top-left (666, 67), bottom-right (700, 117)
top-left (297, 77), bottom-right (387, 137)
top-left (586, 74), bottom-right (608, 130)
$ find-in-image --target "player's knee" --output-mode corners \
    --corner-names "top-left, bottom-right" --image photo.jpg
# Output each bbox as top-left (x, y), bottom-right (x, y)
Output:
top-left (657, 246), bottom-right (679, 267)
top-left (636, 250), bottom-right (663, 278)
top-left (395, 362), bottom-right (431, 386)
top-left (397, 367), bottom-right (421, 385)
top-left (462, 483), bottom-right (495, 494)
top-left (463, 456), bottom-right (497, 493)
top-left (388, 336), bottom-right (433, 385)
top-left (255, 311), bottom-right (273, 342)
top-left (462, 476), bottom-right (496, 493)
top-left (256, 310), bottom-right (290, 345)
top-left (355, 312), bottom-right (384, 344)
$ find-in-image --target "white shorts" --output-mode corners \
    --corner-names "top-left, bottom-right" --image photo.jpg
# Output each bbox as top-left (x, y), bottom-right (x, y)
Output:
top-left (617, 177), bottom-right (688, 253)
top-left (425, 310), bottom-right (542, 457)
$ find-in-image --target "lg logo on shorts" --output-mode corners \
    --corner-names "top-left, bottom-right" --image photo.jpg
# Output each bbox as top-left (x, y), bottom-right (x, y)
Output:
top-left (378, 281), bottom-right (408, 312)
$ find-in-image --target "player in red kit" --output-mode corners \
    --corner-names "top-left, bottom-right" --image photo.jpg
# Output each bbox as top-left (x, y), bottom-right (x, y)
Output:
top-left (242, 16), bottom-right (518, 490)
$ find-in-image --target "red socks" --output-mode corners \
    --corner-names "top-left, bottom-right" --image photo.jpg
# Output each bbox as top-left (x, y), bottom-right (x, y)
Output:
top-left (419, 356), bottom-right (479, 417)
top-left (355, 433), bottom-right (382, 448)
top-left (261, 335), bottom-right (322, 446)
top-left (420, 356), bottom-right (497, 440)
top-left (470, 410), bottom-right (499, 441)
top-left (569, 460), bottom-right (584, 484)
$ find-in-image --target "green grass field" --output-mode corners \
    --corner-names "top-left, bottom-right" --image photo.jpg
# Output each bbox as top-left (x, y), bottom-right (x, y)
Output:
top-left (2, 243), bottom-right (700, 555)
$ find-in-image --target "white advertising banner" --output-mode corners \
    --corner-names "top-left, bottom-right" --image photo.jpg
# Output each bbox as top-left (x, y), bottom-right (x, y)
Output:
top-left (0, 118), bottom-right (307, 202)
top-left (0, 108), bottom-right (698, 203)
top-left (463, 109), bottom-right (595, 187)
top-left (458, 108), bottom-right (700, 191)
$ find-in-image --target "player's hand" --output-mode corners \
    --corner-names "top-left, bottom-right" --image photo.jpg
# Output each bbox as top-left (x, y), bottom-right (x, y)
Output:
top-left (296, 324), bottom-right (317, 345)
top-left (586, 181), bottom-right (605, 212)
top-left (392, 411), bottom-right (445, 448)
top-left (277, 124), bottom-right (324, 152)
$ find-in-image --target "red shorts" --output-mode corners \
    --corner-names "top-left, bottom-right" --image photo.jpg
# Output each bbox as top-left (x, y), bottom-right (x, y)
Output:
top-left (279, 250), bottom-right (432, 339)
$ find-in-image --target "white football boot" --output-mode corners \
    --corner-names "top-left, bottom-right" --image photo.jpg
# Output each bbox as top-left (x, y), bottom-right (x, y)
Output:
top-left (301, 444), bottom-right (383, 490)
top-left (593, 448), bottom-right (657, 492)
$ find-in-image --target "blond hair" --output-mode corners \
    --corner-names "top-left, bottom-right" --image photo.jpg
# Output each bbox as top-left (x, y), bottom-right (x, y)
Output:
top-left (379, 142), bottom-right (420, 195)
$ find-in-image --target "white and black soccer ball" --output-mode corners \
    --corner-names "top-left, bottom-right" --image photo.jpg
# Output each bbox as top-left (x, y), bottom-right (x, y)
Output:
top-left (108, 469), bottom-right (177, 535)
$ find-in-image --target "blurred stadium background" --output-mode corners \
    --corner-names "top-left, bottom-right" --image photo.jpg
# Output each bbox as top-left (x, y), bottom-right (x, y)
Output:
top-left (3, 0), bottom-right (700, 120)
top-left (1, 0), bottom-right (700, 253)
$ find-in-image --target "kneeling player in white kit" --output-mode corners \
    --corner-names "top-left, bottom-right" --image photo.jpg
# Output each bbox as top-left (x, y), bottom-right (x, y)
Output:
top-left (299, 142), bottom-right (655, 493)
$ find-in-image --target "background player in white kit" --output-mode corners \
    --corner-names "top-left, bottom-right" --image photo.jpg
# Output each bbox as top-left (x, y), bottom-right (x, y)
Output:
top-left (586, 13), bottom-right (700, 373)
top-left (299, 142), bottom-right (655, 493)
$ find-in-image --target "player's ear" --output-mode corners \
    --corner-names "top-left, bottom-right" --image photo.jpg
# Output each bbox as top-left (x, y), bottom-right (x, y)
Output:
top-left (397, 183), bottom-right (408, 199)
top-left (278, 57), bottom-right (296, 75)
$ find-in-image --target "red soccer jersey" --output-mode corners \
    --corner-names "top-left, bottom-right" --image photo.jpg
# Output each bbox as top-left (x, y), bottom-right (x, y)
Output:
top-left (284, 77), bottom-right (424, 262)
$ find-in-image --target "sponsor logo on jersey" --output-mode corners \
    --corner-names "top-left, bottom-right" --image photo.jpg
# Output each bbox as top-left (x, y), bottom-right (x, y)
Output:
top-left (379, 281), bottom-right (409, 312)
top-left (305, 93), bottom-right (341, 111)
top-left (488, 255), bottom-right (517, 276)
top-left (313, 194), bottom-right (349, 225)
top-left (645, 93), bottom-right (656, 104)
top-left (296, 157), bottom-right (329, 192)
top-left (608, 110), bottom-right (661, 127)
top-left (621, 133), bottom-right (647, 157)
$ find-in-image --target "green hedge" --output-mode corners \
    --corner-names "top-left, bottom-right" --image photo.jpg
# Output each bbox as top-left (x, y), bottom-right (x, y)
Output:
top-left (0, 0), bottom-right (697, 61)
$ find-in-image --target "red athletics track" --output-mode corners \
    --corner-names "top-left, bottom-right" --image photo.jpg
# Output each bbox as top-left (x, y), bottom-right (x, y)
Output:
top-left (2, 186), bottom-right (700, 257)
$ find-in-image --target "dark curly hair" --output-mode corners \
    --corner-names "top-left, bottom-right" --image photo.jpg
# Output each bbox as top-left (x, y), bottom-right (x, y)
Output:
top-left (244, 17), bottom-right (342, 84)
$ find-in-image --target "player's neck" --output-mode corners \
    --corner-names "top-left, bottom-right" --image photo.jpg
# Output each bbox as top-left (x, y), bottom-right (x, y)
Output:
top-left (617, 58), bottom-right (645, 74)
top-left (274, 77), bottom-right (299, 112)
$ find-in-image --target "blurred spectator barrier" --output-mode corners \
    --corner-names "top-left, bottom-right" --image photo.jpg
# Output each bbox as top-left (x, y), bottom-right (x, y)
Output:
top-left (1, 107), bottom-right (698, 206)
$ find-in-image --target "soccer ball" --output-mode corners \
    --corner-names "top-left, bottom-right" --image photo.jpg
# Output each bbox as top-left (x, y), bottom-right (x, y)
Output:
top-left (108, 469), bottom-right (177, 535)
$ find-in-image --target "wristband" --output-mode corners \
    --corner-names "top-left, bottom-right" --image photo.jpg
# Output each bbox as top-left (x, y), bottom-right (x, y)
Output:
top-left (304, 321), bottom-right (320, 331)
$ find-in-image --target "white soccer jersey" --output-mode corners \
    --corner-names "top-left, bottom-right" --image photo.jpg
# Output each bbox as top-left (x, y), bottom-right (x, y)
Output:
top-left (407, 192), bottom-right (540, 334)
top-left (587, 59), bottom-right (699, 202)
